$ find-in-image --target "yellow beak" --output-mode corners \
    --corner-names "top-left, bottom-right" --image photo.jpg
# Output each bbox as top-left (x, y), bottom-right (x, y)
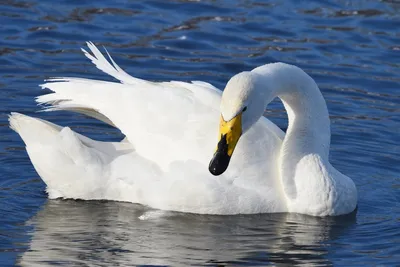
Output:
top-left (209, 113), bottom-right (243, 176)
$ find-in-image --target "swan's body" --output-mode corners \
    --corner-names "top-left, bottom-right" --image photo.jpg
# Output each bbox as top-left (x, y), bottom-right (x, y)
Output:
top-left (10, 42), bottom-right (357, 216)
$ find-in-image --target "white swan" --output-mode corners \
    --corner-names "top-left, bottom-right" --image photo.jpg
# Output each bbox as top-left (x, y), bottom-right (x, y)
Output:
top-left (9, 42), bottom-right (357, 216)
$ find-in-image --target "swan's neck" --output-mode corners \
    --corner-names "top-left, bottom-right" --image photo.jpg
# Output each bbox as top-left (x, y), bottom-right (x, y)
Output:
top-left (254, 64), bottom-right (331, 200)
top-left (278, 79), bottom-right (331, 161)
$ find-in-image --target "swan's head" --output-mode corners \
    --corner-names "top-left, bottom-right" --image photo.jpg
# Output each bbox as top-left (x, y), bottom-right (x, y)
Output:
top-left (209, 71), bottom-right (273, 176)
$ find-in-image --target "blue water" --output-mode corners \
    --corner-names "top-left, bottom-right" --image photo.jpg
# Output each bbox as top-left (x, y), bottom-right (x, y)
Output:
top-left (0, 0), bottom-right (399, 266)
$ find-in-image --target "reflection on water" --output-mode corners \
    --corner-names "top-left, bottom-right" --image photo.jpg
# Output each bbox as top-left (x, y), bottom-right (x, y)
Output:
top-left (19, 200), bottom-right (356, 266)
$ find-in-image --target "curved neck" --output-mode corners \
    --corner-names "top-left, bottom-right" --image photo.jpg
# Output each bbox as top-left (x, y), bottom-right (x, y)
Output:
top-left (253, 63), bottom-right (331, 158)
top-left (253, 63), bottom-right (331, 199)
top-left (278, 80), bottom-right (331, 160)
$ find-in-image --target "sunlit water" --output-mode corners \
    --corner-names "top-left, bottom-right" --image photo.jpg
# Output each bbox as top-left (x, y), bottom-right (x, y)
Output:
top-left (0, 0), bottom-right (399, 266)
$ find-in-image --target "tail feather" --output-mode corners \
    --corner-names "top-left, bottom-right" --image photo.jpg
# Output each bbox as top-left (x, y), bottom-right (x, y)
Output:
top-left (9, 113), bottom-right (105, 199)
top-left (9, 112), bottom-right (62, 145)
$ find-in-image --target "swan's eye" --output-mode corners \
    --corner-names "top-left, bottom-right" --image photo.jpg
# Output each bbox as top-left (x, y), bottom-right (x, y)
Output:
top-left (242, 106), bottom-right (247, 112)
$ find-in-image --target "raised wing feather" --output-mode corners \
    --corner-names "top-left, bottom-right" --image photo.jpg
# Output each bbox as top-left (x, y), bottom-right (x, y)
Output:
top-left (38, 43), bottom-right (222, 170)
top-left (37, 43), bottom-right (284, 184)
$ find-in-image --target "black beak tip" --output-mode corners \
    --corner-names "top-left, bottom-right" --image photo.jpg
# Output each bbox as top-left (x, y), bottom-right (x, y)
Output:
top-left (208, 152), bottom-right (231, 176)
top-left (209, 164), bottom-right (225, 176)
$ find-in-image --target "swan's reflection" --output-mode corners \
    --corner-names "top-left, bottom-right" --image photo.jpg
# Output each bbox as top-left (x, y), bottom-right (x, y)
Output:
top-left (19, 200), bottom-right (356, 266)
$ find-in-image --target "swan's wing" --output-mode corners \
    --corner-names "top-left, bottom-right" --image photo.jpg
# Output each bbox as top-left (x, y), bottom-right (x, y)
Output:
top-left (36, 42), bottom-right (287, 212)
top-left (37, 43), bottom-right (222, 170)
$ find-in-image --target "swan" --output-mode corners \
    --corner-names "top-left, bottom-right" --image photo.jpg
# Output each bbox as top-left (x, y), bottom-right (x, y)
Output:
top-left (9, 42), bottom-right (357, 216)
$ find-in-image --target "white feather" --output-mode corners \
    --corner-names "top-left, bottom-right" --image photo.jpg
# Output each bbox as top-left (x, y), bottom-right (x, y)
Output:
top-left (10, 43), bottom-right (357, 216)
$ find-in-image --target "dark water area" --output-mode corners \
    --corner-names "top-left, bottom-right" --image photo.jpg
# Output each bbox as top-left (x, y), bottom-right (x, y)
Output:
top-left (0, 0), bottom-right (399, 266)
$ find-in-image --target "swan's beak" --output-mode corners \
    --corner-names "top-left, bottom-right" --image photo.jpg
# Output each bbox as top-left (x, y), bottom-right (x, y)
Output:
top-left (209, 113), bottom-right (242, 176)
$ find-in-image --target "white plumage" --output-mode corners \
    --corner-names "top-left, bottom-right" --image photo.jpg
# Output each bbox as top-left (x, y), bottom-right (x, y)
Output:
top-left (9, 42), bottom-right (357, 216)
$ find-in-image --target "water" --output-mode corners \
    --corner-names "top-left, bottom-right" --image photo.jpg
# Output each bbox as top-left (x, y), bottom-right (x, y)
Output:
top-left (0, 0), bottom-right (399, 266)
